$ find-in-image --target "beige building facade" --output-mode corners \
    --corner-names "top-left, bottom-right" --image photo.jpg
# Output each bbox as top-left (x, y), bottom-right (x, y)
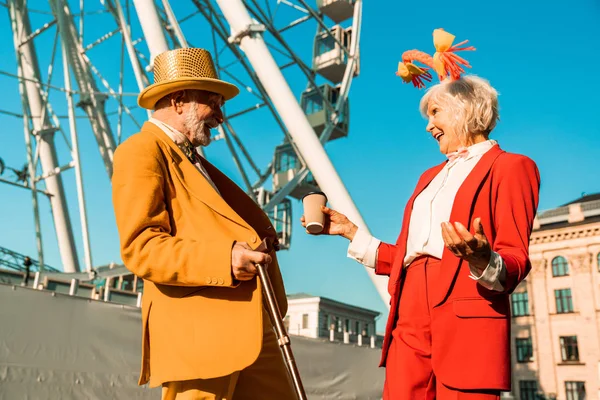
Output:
top-left (284, 293), bottom-right (382, 347)
top-left (510, 194), bottom-right (600, 400)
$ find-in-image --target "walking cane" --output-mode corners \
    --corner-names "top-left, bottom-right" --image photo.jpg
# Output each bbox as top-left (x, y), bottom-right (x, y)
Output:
top-left (255, 240), bottom-right (307, 400)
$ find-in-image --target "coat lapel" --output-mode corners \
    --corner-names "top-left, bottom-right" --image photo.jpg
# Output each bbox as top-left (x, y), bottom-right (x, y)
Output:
top-left (144, 122), bottom-right (250, 230)
top-left (389, 161), bottom-right (446, 287)
top-left (433, 144), bottom-right (505, 307)
top-left (201, 158), bottom-right (277, 241)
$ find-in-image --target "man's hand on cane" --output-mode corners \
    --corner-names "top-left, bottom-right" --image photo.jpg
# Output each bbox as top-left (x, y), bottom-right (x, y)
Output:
top-left (231, 242), bottom-right (272, 281)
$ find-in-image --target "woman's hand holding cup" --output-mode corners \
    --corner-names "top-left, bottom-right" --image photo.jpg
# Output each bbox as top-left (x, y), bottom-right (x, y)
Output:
top-left (301, 205), bottom-right (358, 241)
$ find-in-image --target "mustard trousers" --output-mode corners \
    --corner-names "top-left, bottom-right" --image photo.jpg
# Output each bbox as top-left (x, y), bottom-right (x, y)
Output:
top-left (161, 325), bottom-right (296, 400)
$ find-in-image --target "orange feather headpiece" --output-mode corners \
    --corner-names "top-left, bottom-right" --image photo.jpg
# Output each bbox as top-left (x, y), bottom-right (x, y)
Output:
top-left (396, 29), bottom-right (475, 89)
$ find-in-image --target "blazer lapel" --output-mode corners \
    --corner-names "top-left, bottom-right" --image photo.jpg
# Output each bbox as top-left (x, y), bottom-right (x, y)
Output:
top-left (144, 123), bottom-right (250, 230)
top-left (201, 158), bottom-right (277, 240)
top-left (389, 161), bottom-right (446, 287)
top-left (433, 144), bottom-right (505, 307)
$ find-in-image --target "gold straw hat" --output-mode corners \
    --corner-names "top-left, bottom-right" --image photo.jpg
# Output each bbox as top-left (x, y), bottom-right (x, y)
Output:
top-left (138, 48), bottom-right (240, 110)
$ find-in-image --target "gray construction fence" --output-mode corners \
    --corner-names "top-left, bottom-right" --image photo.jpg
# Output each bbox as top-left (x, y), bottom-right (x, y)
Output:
top-left (0, 282), bottom-right (384, 399)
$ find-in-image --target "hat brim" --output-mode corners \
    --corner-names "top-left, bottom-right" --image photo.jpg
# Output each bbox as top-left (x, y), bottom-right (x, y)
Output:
top-left (138, 77), bottom-right (240, 109)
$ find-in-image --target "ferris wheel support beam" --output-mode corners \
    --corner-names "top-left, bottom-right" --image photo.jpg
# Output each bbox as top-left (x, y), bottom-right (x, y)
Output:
top-left (8, 0), bottom-right (80, 273)
top-left (49, 0), bottom-right (117, 178)
top-left (215, 0), bottom-right (390, 307)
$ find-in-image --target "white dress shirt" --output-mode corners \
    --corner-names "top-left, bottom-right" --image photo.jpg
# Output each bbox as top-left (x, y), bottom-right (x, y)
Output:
top-left (149, 117), bottom-right (221, 196)
top-left (347, 140), bottom-right (506, 292)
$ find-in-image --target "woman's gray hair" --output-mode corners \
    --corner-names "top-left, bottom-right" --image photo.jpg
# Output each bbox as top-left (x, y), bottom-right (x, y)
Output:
top-left (419, 75), bottom-right (499, 139)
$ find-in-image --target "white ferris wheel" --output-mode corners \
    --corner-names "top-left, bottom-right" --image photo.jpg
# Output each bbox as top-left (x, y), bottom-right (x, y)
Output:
top-left (0, 0), bottom-right (389, 304)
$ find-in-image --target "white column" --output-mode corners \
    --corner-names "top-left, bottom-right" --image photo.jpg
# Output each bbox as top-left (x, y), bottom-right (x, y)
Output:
top-left (10, 0), bottom-right (80, 273)
top-left (132, 0), bottom-right (169, 64)
top-left (132, 0), bottom-right (206, 158)
top-left (63, 45), bottom-right (93, 272)
top-left (113, 0), bottom-right (150, 91)
top-left (215, 0), bottom-right (390, 307)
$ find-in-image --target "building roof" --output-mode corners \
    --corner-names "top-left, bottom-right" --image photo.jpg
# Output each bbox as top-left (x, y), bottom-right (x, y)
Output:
top-left (286, 292), bottom-right (314, 300)
top-left (535, 192), bottom-right (600, 230)
top-left (286, 292), bottom-right (381, 317)
top-left (561, 193), bottom-right (600, 206)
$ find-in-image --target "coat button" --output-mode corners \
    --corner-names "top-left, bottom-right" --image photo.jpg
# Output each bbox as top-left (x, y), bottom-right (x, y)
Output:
top-left (250, 235), bottom-right (258, 243)
top-left (206, 277), bottom-right (212, 284)
top-left (218, 278), bottom-right (224, 285)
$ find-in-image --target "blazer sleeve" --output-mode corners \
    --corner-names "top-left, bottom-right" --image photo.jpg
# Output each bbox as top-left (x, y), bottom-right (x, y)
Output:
top-left (493, 155), bottom-right (541, 293)
top-left (374, 243), bottom-right (397, 276)
top-left (111, 137), bottom-right (237, 288)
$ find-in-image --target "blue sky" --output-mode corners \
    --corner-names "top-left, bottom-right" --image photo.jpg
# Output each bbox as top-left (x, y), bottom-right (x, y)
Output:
top-left (0, 0), bottom-right (598, 331)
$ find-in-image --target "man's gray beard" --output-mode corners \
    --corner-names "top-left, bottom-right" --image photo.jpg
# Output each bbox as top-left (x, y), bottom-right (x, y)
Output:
top-left (185, 102), bottom-right (211, 147)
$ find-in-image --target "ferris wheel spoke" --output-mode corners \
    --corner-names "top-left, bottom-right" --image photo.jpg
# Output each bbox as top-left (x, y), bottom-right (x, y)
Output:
top-left (17, 18), bottom-right (56, 46)
top-left (81, 28), bottom-right (120, 53)
top-left (222, 120), bottom-right (262, 177)
top-left (177, 9), bottom-right (201, 24)
top-left (276, 0), bottom-right (308, 14)
top-left (277, 14), bottom-right (311, 33)
top-left (37, 28), bottom-right (61, 131)
top-left (218, 124), bottom-right (256, 199)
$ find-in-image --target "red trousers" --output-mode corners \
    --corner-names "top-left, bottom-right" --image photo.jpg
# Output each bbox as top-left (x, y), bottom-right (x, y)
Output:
top-left (383, 256), bottom-right (500, 400)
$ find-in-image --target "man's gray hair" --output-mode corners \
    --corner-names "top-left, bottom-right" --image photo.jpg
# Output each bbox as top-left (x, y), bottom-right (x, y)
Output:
top-left (419, 75), bottom-right (499, 140)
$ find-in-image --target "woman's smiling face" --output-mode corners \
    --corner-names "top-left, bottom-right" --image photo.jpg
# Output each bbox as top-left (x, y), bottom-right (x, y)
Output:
top-left (426, 99), bottom-right (462, 155)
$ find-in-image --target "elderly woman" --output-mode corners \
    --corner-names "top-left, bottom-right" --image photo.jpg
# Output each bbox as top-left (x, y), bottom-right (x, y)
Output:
top-left (302, 75), bottom-right (540, 399)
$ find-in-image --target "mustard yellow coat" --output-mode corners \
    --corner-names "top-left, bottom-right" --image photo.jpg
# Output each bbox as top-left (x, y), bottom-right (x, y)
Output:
top-left (111, 122), bottom-right (287, 388)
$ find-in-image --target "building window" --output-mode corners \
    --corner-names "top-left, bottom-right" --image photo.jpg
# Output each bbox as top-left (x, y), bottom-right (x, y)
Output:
top-left (516, 337), bottom-right (534, 363)
top-left (555, 289), bottom-right (574, 313)
top-left (336, 317), bottom-right (342, 332)
top-left (344, 318), bottom-right (350, 332)
top-left (565, 381), bottom-right (586, 400)
top-left (560, 336), bottom-right (580, 362)
top-left (512, 291), bottom-right (530, 316)
top-left (364, 323), bottom-right (370, 336)
top-left (302, 314), bottom-right (309, 329)
top-left (519, 380), bottom-right (538, 400)
top-left (355, 321), bottom-right (360, 335)
top-left (552, 256), bottom-right (569, 277)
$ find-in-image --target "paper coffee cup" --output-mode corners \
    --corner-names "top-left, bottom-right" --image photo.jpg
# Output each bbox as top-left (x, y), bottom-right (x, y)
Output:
top-left (302, 191), bottom-right (328, 234)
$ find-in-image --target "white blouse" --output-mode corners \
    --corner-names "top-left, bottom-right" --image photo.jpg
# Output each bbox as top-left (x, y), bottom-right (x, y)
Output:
top-left (347, 140), bottom-right (506, 292)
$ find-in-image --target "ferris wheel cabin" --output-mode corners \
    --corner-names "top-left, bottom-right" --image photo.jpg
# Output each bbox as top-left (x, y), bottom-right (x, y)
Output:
top-left (316, 0), bottom-right (356, 23)
top-left (313, 25), bottom-right (359, 84)
top-left (300, 83), bottom-right (349, 141)
top-left (272, 143), bottom-right (320, 200)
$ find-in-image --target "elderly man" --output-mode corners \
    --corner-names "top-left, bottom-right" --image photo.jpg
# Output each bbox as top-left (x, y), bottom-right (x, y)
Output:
top-left (112, 48), bottom-right (294, 399)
